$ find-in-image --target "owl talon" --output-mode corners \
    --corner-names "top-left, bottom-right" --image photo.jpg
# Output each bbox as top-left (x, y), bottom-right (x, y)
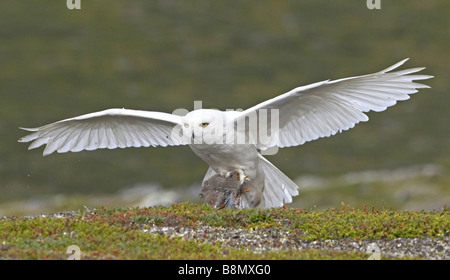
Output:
top-left (233, 168), bottom-right (248, 185)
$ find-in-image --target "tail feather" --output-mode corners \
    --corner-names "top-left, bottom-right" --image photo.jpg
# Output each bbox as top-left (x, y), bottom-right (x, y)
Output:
top-left (258, 154), bottom-right (299, 208)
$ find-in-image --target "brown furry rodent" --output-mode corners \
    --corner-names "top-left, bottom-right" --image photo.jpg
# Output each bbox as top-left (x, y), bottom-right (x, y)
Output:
top-left (200, 171), bottom-right (262, 208)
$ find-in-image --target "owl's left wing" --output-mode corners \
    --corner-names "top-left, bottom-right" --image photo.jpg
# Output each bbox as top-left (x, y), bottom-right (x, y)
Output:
top-left (234, 58), bottom-right (433, 149)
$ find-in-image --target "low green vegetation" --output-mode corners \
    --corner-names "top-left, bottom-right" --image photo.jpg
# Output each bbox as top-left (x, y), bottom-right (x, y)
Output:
top-left (1, 203), bottom-right (448, 259)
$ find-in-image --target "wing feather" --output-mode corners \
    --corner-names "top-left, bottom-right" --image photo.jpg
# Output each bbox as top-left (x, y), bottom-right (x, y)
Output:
top-left (19, 108), bottom-right (185, 155)
top-left (235, 58), bottom-right (433, 149)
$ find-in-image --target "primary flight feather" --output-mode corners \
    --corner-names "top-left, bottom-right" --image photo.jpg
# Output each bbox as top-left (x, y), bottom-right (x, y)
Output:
top-left (19, 59), bottom-right (433, 208)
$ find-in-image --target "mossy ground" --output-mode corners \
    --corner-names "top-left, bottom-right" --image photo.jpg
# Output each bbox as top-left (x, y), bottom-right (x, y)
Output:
top-left (1, 203), bottom-right (448, 259)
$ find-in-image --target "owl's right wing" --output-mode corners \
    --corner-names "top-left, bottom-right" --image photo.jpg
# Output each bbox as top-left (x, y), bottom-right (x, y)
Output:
top-left (19, 108), bottom-right (186, 156)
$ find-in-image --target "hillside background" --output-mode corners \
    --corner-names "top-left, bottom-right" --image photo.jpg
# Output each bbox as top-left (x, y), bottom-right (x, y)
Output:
top-left (0, 0), bottom-right (448, 215)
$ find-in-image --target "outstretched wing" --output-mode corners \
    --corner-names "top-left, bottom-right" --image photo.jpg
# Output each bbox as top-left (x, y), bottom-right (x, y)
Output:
top-left (19, 108), bottom-right (185, 156)
top-left (235, 58), bottom-right (433, 149)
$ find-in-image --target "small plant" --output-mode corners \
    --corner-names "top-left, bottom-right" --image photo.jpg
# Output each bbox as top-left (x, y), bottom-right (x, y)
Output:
top-left (131, 214), bottom-right (165, 225)
top-left (199, 212), bottom-right (225, 227)
top-left (246, 209), bottom-right (274, 224)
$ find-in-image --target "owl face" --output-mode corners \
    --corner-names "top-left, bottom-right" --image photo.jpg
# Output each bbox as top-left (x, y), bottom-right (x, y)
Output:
top-left (182, 109), bottom-right (226, 144)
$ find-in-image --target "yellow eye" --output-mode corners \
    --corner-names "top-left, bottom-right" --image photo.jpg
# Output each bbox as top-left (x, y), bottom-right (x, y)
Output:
top-left (201, 123), bottom-right (209, 128)
top-left (184, 123), bottom-right (189, 128)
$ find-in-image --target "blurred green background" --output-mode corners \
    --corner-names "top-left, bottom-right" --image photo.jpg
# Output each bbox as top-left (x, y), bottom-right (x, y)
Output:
top-left (1, 0), bottom-right (449, 215)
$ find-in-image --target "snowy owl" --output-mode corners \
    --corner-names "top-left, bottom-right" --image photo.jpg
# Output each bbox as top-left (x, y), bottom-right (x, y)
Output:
top-left (19, 58), bottom-right (432, 208)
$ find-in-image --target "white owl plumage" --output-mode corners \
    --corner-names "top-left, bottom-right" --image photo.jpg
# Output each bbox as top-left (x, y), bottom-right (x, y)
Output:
top-left (19, 59), bottom-right (433, 208)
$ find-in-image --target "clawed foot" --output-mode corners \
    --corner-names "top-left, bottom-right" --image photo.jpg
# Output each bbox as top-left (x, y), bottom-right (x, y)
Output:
top-left (236, 169), bottom-right (248, 184)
